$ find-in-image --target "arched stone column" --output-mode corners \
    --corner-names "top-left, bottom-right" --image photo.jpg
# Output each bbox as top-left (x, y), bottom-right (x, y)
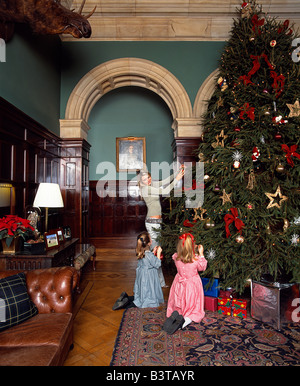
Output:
top-left (60, 57), bottom-right (195, 140)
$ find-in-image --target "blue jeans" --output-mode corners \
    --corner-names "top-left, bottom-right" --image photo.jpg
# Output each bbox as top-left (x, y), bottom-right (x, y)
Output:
top-left (145, 220), bottom-right (166, 287)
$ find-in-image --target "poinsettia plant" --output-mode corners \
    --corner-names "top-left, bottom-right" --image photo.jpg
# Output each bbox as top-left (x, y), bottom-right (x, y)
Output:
top-left (0, 215), bottom-right (35, 247)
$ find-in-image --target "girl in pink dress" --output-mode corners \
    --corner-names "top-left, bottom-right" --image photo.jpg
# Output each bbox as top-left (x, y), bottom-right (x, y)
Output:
top-left (165, 233), bottom-right (207, 332)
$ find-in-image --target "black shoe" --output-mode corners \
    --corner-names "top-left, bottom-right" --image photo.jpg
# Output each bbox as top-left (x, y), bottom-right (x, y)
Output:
top-left (112, 292), bottom-right (129, 310)
top-left (163, 312), bottom-right (184, 335)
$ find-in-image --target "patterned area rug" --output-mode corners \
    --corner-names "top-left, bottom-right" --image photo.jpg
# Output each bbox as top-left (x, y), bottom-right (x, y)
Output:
top-left (110, 303), bottom-right (300, 366)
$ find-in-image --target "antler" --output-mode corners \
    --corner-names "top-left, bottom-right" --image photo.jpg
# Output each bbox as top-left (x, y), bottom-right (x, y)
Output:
top-left (78, 0), bottom-right (96, 19)
top-left (78, 0), bottom-right (86, 15)
top-left (85, 6), bottom-right (96, 19)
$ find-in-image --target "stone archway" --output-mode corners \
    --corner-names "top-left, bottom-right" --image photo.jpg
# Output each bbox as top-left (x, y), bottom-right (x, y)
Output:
top-left (60, 57), bottom-right (197, 139)
top-left (193, 68), bottom-right (219, 131)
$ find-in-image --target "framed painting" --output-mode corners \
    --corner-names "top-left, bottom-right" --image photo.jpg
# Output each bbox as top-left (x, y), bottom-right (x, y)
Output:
top-left (116, 137), bottom-right (146, 172)
top-left (44, 231), bottom-right (60, 250)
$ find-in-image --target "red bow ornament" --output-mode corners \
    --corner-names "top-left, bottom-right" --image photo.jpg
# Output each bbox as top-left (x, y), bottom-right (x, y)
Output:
top-left (281, 144), bottom-right (300, 167)
top-left (239, 103), bottom-right (255, 121)
top-left (224, 208), bottom-right (245, 238)
top-left (251, 14), bottom-right (265, 35)
top-left (270, 71), bottom-right (285, 98)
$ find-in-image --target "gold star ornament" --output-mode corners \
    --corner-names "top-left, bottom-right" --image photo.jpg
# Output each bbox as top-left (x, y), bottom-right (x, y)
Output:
top-left (265, 185), bottom-right (288, 209)
top-left (220, 189), bottom-right (232, 205)
top-left (212, 130), bottom-right (228, 148)
top-left (287, 99), bottom-right (300, 118)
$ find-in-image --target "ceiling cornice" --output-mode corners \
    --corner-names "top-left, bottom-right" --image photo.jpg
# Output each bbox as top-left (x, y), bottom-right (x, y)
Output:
top-left (60, 1), bottom-right (300, 41)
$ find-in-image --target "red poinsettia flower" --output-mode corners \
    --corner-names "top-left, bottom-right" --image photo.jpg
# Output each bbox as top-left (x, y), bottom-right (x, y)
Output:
top-left (0, 215), bottom-right (34, 239)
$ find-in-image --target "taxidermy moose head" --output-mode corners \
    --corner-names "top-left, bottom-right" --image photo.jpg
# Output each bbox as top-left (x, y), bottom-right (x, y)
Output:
top-left (0, 0), bottom-right (96, 41)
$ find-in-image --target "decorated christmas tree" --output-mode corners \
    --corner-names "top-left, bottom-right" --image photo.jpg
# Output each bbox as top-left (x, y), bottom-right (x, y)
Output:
top-left (160, 1), bottom-right (300, 293)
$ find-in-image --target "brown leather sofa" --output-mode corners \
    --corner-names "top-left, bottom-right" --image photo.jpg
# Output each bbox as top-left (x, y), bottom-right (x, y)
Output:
top-left (0, 266), bottom-right (78, 366)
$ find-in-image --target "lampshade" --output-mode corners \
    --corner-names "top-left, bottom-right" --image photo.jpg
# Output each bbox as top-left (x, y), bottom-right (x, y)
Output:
top-left (33, 183), bottom-right (64, 208)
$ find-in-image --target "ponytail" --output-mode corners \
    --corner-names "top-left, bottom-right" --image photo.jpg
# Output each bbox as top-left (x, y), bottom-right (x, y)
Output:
top-left (176, 233), bottom-right (195, 263)
top-left (136, 232), bottom-right (150, 259)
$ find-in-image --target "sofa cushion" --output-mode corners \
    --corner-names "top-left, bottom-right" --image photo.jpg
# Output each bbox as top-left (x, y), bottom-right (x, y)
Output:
top-left (0, 313), bottom-right (73, 347)
top-left (0, 272), bottom-right (38, 332)
top-left (0, 346), bottom-right (59, 366)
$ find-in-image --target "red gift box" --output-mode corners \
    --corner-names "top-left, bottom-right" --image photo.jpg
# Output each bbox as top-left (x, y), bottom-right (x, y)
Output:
top-left (218, 305), bottom-right (232, 316)
top-left (218, 297), bottom-right (248, 318)
top-left (218, 297), bottom-right (231, 307)
top-left (219, 288), bottom-right (236, 298)
top-left (232, 298), bottom-right (247, 310)
top-left (232, 308), bottom-right (247, 318)
top-left (204, 296), bottom-right (218, 311)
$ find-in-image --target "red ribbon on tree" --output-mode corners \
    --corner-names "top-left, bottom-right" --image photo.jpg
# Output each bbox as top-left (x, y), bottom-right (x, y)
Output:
top-left (239, 102), bottom-right (255, 121)
top-left (281, 144), bottom-right (300, 167)
top-left (183, 219), bottom-right (196, 228)
top-left (251, 14), bottom-right (265, 35)
top-left (278, 19), bottom-right (293, 35)
top-left (238, 53), bottom-right (285, 98)
top-left (270, 71), bottom-right (285, 97)
top-left (224, 208), bottom-right (245, 238)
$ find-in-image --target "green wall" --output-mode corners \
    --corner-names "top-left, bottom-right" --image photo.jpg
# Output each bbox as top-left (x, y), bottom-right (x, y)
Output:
top-left (61, 41), bottom-right (225, 179)
top-left (1, 36), bottom-right (225, 179)
top-left (0, 25), bottom-right (61, 135)
top-left (88, 86), bottom-right (174, 180)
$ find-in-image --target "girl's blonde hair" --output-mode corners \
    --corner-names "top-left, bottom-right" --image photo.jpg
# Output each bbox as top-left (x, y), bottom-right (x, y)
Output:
top-left (136, 231), bottom-right (151, 259)
top-left (138, 171), bottom-right (151, 187)
top-left (176, 233), bottom-right (195, 264)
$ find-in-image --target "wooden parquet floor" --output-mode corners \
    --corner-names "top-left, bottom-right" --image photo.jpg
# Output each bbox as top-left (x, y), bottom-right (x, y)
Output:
top-left (64, 239), bottom-right (172, 366)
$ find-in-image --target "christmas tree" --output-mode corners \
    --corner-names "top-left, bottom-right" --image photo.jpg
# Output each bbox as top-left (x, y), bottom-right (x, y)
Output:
top-left (160, 1), bottom-right (300, 293)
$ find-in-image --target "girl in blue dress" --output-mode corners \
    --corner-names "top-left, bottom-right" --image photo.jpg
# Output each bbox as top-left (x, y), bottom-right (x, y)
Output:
top-left (112, 232), bottom-right (164, 310)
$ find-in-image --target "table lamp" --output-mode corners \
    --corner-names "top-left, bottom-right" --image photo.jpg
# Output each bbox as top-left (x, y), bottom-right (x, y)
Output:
top-left (33, 183), bottom-right (64, 232)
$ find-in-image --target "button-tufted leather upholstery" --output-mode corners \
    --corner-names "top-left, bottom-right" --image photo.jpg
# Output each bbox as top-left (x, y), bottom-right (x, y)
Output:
top-left (0, 266), bottom-right (78, 366)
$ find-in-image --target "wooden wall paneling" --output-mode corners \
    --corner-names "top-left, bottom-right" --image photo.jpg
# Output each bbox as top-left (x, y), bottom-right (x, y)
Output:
top-left (0, 97), bottom-right (63, 234)
top-left (60, 139), bottom-right (91, 243)
top-left (89, 180), bottom-right (147, 237)
top-left (172, 137), bottom-right (202, 164)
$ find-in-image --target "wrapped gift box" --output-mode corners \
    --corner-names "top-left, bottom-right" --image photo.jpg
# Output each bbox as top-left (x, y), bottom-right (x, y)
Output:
top-left (218, 297), bottom-right (248, 318)
top-left (204, 296), bottom-right (218, 311)
top-left (201, 277), bottom-right (219, 297)
top-left (232, 308), bottom-right (247, 318)
top-left (218, 297), bottom-right (231, 307)
top-left (218, 305), bottom-right (232, 316)
top-left (232, 298), bottom-right (247, 310)
top-left (219, 288), bottom-right (236, 298)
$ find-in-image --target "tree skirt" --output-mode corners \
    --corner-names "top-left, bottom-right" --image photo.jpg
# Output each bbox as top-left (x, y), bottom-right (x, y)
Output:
top-left (110, 303), bottom-right (300, 366)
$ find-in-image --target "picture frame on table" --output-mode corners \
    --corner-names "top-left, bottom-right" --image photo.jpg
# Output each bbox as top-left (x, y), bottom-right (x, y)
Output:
top-left (44, 231), bottom-right (60, 251)
top-left (62, 226), bottom-right (72, 240)
top-left (56, 228), bottom-right (65, 243)
top-left (116, 137), bottom-right (146, 172)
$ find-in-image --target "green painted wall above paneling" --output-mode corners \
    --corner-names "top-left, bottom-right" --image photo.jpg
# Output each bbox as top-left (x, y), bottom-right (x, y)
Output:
top-left (60, 41), bottom-right (225, 116)
top-left (88, 86), bottom-right (174, 180)
top-left (0, 25), bottom-right (61, 135)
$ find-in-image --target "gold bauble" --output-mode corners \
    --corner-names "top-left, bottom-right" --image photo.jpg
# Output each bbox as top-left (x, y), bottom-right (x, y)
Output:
top-left (276, 163), bottom-right (285, 173)
top-left (204, 218), bottom-right (215, 229)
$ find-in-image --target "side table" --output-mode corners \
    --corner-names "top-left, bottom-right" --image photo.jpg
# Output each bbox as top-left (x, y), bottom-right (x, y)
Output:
top-left (0, 238), bottom-right (79, 271)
